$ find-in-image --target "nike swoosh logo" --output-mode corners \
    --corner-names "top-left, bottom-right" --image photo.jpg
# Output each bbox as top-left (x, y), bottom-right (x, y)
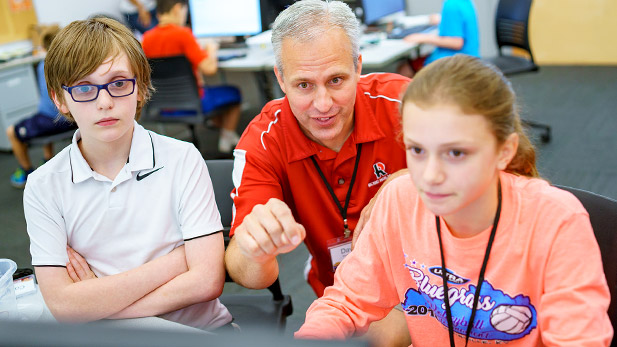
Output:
top-left (136, 167), bottom-right (164, 181)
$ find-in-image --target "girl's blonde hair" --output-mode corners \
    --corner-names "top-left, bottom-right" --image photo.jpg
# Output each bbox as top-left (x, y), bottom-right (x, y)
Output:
top-left (402, 54), bottom-right (538, 177)
top-left (45, 17), bottom-right (153, 121)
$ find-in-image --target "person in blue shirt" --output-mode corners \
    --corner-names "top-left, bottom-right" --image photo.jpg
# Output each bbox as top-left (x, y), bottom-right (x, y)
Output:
top-left (399, 0), bottom-right (479, 75)
top-left (5, 29), bottom-right (77, 188)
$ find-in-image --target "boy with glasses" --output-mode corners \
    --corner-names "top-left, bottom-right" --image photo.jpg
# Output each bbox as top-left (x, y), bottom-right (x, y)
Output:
top-left (23, 17), bottom-right (231, 329)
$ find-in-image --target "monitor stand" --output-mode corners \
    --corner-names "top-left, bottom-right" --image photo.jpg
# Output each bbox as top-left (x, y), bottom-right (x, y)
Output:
top-left (219, 36), bottom-right (248, 49)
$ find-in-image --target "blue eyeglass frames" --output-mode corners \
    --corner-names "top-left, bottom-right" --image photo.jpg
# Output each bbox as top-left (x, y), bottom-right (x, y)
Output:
top-left (62, 78), bottom-right (136, 102)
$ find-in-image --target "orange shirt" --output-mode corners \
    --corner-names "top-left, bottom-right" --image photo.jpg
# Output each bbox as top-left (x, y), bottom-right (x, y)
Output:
top-left (142, 24), bottom-right (208, 71)
top-left (297, 172), bottom-right (613, 346)
top-left (230, 73), bottom-right (410, 296)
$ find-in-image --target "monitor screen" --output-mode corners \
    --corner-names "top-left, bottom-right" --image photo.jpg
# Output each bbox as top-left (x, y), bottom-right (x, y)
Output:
top-left (260, 0), bottom-right (295, 31)
top-left (189, 0), bottom-right (262, 37)
top-left (361, 0), bottom-right (406, 25)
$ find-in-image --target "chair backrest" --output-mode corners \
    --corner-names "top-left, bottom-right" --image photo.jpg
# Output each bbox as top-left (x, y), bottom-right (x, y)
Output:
top-left (494, 0), bottom-right (535, 61)
top-left (205, 159), bottom-right (235, 233)
top-left (206, 159), bottom-right (294, 329)
top-left (144, 56), bottom-right (203, 119)
top-left (26, 129), bottom-right (75, 147)
top-left (556, 185), bottom-right (617, 342)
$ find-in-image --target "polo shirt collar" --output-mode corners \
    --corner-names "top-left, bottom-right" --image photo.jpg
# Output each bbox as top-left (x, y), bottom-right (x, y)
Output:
top-left (69, 121), bottom-right (154, 183)
top-left (127, 122), bottom-right (156, 172)
top-left (282, 83), bottom-right (386, 163)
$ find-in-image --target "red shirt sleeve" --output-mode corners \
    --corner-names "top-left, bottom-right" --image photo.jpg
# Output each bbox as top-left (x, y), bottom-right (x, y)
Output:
top-left (229, 122), bottom-right (286, 237)
top-left (179, 27), bottom-right (208, 70)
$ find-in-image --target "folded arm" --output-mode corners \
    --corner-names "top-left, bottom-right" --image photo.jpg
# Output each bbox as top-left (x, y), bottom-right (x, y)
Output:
top-left (109, 232), bottom-right (226, 319)
top-left (35, 245), bottom-right (188, 322)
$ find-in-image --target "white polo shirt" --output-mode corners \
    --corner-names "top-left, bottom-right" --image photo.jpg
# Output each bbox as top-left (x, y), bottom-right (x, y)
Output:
top-left (24, 122), bottom-right (231, 329)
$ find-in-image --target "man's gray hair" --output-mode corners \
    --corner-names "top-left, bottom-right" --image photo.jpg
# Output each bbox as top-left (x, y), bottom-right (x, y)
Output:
top-left (271, 0), bottom-right (361, 77)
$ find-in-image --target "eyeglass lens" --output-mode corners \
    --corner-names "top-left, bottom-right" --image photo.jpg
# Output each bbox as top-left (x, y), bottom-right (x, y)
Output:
top-left (71, 80), bottom-right (135, 101)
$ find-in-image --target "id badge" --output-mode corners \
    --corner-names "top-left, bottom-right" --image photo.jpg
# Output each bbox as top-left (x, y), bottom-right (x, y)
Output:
top-left (327, 236), bottom-right (352, 272)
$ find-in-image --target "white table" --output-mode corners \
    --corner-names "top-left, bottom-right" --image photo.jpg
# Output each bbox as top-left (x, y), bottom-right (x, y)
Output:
top-left (217, 35), bottom-right (422, 102)
top-left (14, 285), bottom-right (210, 334)
top-left (218, 37), bottom-right (421, 72)
top-left (0, 53), bottom-right (45, 150)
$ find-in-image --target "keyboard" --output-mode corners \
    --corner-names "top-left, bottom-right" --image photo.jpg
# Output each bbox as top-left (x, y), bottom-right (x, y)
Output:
top-left (217, 49), bottom-right (248, 62)
top-left (387, 24), bottom-right (436, 40)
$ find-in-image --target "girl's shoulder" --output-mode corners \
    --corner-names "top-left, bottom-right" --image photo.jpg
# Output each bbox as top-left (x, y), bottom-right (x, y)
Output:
top-left (505, 173), bottom-right (587, 217)
top-left (376, 174), bottom-right (420, 209)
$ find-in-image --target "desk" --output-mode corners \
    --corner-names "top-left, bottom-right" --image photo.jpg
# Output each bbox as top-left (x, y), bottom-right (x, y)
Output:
top-left (361, 39), bottom-right (420, 70)
top-left (0, 53), bottom-right (44, 151)
top-left (217, 38), bottom-right (420, 103)
top-left (218, 38), bottom-right (420, 72)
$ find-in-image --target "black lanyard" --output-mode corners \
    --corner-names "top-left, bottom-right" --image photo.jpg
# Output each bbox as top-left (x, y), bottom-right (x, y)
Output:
top-left (309, 143), bottom-right (363, 238)
top-left (436, 182), bottom-right (502, 347)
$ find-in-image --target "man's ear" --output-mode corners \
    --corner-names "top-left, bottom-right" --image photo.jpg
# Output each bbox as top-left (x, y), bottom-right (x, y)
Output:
top-left (273, 65), bottom-right (286, 95)
top-left (356, 53), bottom-right (363, 76)
top-left (172, 2), bottom-right (183, 15)
top-left (497, 132), bottom-right (519, 170)
top-left (51, 90), bottom-right (69, 114)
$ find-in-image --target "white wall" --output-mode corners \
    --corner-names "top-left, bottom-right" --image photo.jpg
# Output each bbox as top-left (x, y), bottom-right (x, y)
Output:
top-left (33, 0), bottom-right (124, 26)
top-left (406, 0), bottom-right (498, 58)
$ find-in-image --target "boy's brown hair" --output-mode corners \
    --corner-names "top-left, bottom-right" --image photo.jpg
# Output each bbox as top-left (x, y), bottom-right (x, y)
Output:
top-left (45, 17), bottom-right (152, 121)
top-left (156, 0), bottom-right (188, 15)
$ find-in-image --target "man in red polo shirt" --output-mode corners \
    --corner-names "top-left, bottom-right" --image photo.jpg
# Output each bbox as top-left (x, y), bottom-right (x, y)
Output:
top-left (225, 1), bottom-right (409, 344)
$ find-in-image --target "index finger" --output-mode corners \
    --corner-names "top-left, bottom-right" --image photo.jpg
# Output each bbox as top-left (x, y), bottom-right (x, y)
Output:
top-left (268, 200), bottom-right (304, 246)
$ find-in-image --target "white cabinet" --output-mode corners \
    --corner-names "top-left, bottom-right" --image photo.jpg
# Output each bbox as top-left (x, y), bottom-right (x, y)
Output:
top-left (0, 59), bottom-right (40, 150)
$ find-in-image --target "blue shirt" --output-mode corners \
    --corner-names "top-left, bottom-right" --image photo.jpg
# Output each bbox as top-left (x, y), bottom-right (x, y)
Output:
top-left (37, 61), bottom-right (58, 118)
top-left (425, 0), bottom-right (479, 65)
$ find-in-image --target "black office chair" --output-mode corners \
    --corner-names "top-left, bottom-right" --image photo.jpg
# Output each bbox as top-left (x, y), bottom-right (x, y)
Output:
top-left (555, 185), bottom-right (617, 346)
top-left (205, 159), bottom-right (293, 331)
top-left (143, 56), bottom-right (210, 148)
top-left (26, 128), bottom-right (75, 147)
top-left (485, 0), bottom-right (551, 143)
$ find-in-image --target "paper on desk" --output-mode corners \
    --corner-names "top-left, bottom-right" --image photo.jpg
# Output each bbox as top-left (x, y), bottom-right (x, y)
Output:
top-left (14, 274), bottom-right (36, 298)
top-left (395, 15), bottom-right (431, 28)
top-left (246, 30), bottom-right (272, 50)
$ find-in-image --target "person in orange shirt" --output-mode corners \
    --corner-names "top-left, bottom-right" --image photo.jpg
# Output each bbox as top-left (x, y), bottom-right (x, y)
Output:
top-left (296, 55), bottom-right (613, 346)
top-left (142, 0), bottom-right (242, 153)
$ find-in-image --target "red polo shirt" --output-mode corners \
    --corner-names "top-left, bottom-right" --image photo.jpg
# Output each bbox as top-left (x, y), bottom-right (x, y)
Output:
top-left (230, 73), bottom-right (410, 296)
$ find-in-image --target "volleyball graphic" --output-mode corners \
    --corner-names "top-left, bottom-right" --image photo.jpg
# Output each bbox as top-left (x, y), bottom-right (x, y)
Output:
top-left (490, 304), bottom-right (532, 334)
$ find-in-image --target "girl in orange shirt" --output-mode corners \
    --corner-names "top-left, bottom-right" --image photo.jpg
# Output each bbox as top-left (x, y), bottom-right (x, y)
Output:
top-left (296, 55), bottom-right (612, 346)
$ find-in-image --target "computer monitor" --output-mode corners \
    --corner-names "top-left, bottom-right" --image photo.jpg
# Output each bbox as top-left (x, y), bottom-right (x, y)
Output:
top-left (360, 0), bottom-right (406, 25)
top-left (259, 1), bottom-right (364, 31)
top-left (189, 0), bottom-right (262, 37)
